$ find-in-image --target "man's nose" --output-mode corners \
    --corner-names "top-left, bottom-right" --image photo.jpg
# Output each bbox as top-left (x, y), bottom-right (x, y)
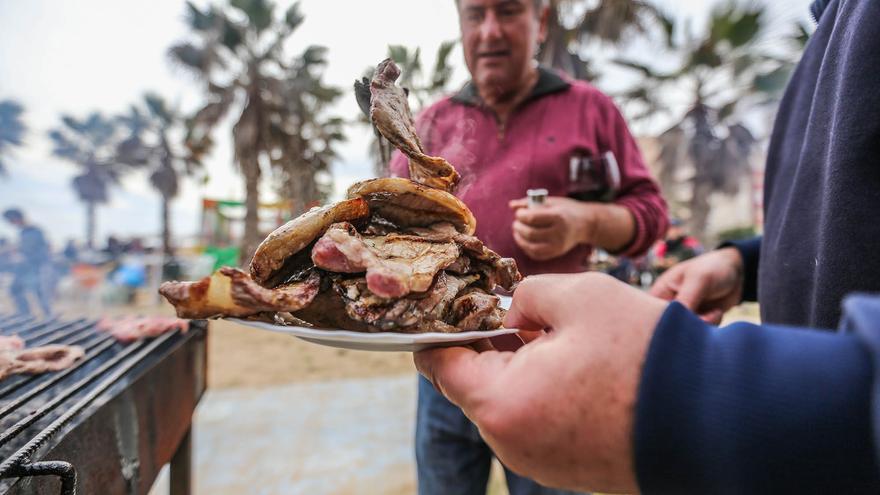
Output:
top-left (479, 12), bottom-right (503, 41)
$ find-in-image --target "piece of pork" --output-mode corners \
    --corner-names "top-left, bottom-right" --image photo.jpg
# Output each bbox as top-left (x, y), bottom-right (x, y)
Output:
top-left (0, 344), bottom-right (86, 381)
top-left (335, 272), bottom-right (476, 332)
top-left (159, 267), bottom-right (321, 319)
top-left (250, 197), bottom-right (370, 286)
top-left (0, 335), bottom-right (25, 352)
top-left (312, 223), bottom-right (460, 298)
top-left (406, 222), bottom-right (522, 291)
top-left (97, 316), bottom-right (190, 343)
top-left (370, 59), bottom-right (460, 191)
top-left (450, 289), bottom-right (505, 331)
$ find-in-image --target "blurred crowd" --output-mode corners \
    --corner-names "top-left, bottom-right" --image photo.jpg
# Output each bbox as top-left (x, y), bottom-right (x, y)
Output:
top-left (0, 207), bottom-right (169, 318)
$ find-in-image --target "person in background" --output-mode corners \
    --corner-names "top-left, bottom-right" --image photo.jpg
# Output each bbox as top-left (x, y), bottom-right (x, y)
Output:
top-left (389, 0), bottom-right (667, 493)
top-left (415, 1), bottom-right (880, 493)
top-left (2, 208), bottom-right (53, 317)
top-left (652, 218), bottom-right (702, 274)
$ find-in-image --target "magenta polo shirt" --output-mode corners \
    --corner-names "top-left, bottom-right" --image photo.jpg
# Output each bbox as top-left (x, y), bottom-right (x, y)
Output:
top-left (389, 68), bottom-right (668, 277)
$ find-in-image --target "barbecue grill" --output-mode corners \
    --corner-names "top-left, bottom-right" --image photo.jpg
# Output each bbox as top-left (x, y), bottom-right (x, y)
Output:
top-left (0, 313), bottom-right (207, 495)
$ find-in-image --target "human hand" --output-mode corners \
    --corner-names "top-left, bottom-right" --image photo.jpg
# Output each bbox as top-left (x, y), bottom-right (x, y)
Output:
top-left (649, 247), bottom-right (744, 324)
top-left (415, 273), bottom-right (668, 493)
top-left (509, 197), bottom-right (597, 261)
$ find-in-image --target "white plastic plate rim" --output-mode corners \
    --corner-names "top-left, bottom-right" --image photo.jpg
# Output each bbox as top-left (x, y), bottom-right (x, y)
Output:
top-left (227, 318), bottom-right (518, 345)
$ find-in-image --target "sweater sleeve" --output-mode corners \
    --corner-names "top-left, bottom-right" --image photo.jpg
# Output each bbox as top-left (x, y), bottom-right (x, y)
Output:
top-left (634, 301), bottom-right (880, 494)
top-left (593, 92), bottom-right (669, 257)
top-left (718, 236), bottom-right (761, 302)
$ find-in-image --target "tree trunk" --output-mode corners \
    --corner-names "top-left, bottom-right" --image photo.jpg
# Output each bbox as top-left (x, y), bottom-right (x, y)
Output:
top-left (86, 201), bottom-right (96, 250)
top-left (689, 178), bottom-right (714, 246)
top-left (161, 195), bottom-right (172, 256)
top-left (241, 157), bottom-right (261, 267)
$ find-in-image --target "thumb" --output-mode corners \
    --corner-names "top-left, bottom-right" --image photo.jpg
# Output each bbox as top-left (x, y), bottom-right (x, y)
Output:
top-left (674, 273), bottom-right (710, 311)
top-left (503, 274), bottom-right (569, 331)
top-left (414, 346), bottom-right (511, 410)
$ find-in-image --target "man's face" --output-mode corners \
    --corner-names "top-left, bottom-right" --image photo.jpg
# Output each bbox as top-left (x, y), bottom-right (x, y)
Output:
top-left (458, 0), bottom-right (547, 99)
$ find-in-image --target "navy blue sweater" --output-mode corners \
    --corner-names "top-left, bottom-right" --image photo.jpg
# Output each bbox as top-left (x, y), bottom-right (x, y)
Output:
top-left (734, 0), bottom-right (880, 329)
top-left (635, 1), bottom-right (880, 492)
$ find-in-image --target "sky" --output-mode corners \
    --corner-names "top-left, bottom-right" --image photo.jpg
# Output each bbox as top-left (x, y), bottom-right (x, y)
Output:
top-left (0, 0), bottom-right (812, 248)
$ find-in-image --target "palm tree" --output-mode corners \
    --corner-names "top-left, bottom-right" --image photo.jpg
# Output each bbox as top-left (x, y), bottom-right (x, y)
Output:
top-left (540, 0), bottom-right (673, 79)
top-left (614, 3), bottom-right (797, 241)
top-left (48, 112), bottom-right (124, 249)
top-left (360, 41), bottom-right (457, 177)
top-left (116, 93), bottom-right (199, 256)
top-left (170, 0), bottom-right (344, 261)
top-left (0, 100), bottom-right (26, 176)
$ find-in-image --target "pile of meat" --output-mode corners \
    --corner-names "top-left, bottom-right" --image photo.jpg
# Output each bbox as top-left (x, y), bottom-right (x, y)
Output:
top-left (0, 335), bottom-right (85, 381)
top-left (158, 59), bottom-right (521, 333)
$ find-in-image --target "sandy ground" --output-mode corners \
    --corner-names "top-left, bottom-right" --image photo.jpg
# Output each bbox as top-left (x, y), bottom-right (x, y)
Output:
top-left (206, 318), bottom-right (417, 388)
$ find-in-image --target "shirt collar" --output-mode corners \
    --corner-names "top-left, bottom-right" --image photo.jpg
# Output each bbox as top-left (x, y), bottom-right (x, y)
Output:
top-left (451, 66), bottom-right (571, 107)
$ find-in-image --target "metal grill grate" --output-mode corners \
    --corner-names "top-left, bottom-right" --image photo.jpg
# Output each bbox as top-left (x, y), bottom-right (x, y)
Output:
top-left (0, 314), bottom-right (206, 495)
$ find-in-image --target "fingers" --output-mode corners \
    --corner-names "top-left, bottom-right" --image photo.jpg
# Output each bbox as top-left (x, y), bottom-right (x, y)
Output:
top-left (673, 271), bottom-right (710, 311)
top-left (489, 333), bottom-right (526, 352)
top-left (517, 329), bottom-right (545, 344)
top-left (514, 208), bottom-right (557, 228)
top-left (414, 346), bottom-right (510, 409)
top-left (503, 275), bottom-right (569, 331)
top-left (649, 269), bottom-right (681, 301)
top-left (512, 231), bottom-right (555, 261)
top-left (699, 308), bottom-right (724, 325)
top-left (509, 198), bottom-right (528, 210)
top-left (512, 221), bottom-right (552, 243)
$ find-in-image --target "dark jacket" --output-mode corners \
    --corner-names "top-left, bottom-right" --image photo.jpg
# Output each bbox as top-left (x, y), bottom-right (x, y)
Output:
top-left (730, 0), bottom-right (880, 329)
top-left (635, 1), bottom-right (880, 492)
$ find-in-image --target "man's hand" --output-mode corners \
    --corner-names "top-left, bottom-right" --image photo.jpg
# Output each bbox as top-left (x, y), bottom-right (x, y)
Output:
top-left (415, 273), bottom-right (668, 493)
top-left (650, 247), bottom-right (744, 324)
top-left (509, 197), bottom-right (634, 261)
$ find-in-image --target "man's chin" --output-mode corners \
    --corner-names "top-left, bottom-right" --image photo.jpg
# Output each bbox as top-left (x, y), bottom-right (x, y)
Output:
top-left (476, 71), bottom-right (515, 98)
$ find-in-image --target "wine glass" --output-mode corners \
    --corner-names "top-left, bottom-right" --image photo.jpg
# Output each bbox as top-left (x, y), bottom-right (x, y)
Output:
top-left (566, 151), bottom-right (620, 202)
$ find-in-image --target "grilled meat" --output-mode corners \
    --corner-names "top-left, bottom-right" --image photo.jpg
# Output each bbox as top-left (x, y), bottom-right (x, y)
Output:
top-left (158, 58), bottom-right (521, 334)
top-left (312, 222), bottom-right (461, 298)
top-left (0, 344), bottom-right (85, 381)
top-left (159, 267), bottom-right (321, 319)
top-left (370, 59), bottom-right (460, 191)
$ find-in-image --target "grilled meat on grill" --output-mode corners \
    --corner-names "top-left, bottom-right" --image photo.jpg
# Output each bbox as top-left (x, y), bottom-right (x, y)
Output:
top-left (0, 335), bottom-right (24, 352)
top-left (97, 316), bottom-right (190, 343)
top-left (0, 344), bottom-right (85, 381)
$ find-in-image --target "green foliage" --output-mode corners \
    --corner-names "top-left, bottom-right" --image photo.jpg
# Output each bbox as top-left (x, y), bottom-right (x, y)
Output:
top-left (171, 0), bottom-right (345, 255)
top-left (540, 0), bottom-right (675, 79)
top-left (716, 225), bottom-right (758, 242)
top-left (612, 2), bottom-right (806, 241)
top-left (0, 100), bottom-right (27, 176)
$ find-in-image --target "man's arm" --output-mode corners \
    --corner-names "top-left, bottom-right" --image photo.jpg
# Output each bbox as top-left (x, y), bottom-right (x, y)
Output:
top-left (637, 298), bottom-right (880, 493)
top-left (595, 91), bottom-right (669, 257)
top-left (415, 274), bottom-right (880, 493)
top-left (718, 235), bottom-right (761, 301)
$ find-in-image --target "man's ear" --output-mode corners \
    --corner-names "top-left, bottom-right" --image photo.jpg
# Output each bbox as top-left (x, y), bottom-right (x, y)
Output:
top-left (537, 4), bottom-right (550, 44)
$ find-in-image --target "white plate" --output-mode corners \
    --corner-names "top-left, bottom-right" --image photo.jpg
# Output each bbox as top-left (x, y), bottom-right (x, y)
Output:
top-left (227, 318), bottom-right (519, 352)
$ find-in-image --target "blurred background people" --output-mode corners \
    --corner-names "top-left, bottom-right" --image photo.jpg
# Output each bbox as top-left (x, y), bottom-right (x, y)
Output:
top-left (3, 208), bottom-right (53, 317)
top-left (652, 218), bottom-right (703, 274)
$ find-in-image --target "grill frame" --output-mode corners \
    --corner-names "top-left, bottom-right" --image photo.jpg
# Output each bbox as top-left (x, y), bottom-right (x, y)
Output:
top-left (0, 316), bottom-right (207, 495)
